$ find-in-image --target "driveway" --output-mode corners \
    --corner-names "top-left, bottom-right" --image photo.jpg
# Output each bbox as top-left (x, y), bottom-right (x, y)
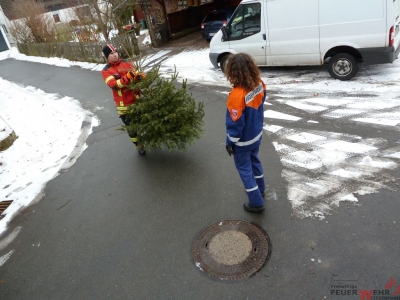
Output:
top-left (0, 57), bottom-right (399, 300)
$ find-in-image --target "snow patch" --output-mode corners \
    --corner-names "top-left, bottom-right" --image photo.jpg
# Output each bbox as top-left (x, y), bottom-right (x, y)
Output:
top-left (340, 194), bottom-right (358, 202)
top-left (264, 110), bottom-right (301, 121)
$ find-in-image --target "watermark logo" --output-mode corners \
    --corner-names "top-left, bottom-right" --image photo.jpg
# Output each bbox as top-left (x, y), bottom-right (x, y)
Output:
top-left (323, 270), bottom-right (400, 299)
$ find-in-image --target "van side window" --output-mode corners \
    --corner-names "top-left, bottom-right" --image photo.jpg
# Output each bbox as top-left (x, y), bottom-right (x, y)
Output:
top-left (228, 3), bottom-right (261, 40)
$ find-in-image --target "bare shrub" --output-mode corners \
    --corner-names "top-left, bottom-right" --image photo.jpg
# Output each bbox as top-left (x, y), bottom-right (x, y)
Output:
top-left (9, 0), bottom-right (57, 43)
top-left (70, 4), bottom-right (102, 42)
top-left (108, 0), bottom-right (136, 36)
top-left (78, 0), bottom-right (137, 40)
top-left (79, 0), bottom-right (111, 41)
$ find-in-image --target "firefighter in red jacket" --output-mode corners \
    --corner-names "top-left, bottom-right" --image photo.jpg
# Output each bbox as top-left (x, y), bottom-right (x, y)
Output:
top-left (101, 44), bottom-right (146, 155)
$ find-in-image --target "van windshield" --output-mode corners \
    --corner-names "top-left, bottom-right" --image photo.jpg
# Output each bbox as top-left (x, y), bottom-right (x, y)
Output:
top-left (228, 2), bottom-right (261, 39)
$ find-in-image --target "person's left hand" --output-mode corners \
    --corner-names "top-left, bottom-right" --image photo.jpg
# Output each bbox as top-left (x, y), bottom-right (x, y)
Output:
top-left (226, 145), bottom-right (234, 156)
top-left (135, 72), bottom-right (146, 81)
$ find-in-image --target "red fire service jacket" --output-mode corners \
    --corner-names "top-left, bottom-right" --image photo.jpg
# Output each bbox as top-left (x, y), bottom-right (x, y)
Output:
top-left (102, 59), bottom-right (141, 115)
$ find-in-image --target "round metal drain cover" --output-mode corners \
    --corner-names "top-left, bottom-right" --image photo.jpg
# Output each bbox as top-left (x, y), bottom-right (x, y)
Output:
top-left (192, 220), bottom-right (271, 280)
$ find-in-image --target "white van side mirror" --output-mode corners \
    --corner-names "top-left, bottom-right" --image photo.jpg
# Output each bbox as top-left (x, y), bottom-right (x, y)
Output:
top-left (221, 26), bottom-right (228, 41)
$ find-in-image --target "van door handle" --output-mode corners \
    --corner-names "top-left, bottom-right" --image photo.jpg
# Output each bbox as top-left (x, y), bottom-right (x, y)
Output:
top-left (263, 34), bottom-right (266, 40)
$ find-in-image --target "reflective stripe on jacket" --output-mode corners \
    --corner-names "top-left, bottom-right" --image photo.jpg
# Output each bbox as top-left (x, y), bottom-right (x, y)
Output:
top-left (101, 59), bottom-right (140, 115)
top-left (226, 81), bottom-right (266, 153)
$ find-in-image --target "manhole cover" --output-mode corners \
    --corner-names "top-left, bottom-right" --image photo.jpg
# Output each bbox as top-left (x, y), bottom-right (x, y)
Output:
top-left (192, 220), bottom-right (271, 280)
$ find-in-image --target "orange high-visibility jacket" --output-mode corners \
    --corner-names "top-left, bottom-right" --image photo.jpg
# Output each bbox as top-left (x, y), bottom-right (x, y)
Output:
top-left (226, 81), bottom-right (266, 153)
top-left (102, 59), bottom-right (140, 115)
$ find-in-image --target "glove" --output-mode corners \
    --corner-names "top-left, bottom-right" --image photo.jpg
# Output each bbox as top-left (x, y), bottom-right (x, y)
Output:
top-left (226, 145), bottom-right (234, 156)
top-left (135, 72), bottom-right (146, 81)
top-left (126, 70), bottom-right (136, 80)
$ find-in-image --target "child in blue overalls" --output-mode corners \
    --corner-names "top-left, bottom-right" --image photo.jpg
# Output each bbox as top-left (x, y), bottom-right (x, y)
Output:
top-left (224, 53), bottom-right (266, 212)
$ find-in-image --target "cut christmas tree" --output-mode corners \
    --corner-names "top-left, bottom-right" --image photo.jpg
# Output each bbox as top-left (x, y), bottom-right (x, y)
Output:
top-left (123, 64), bottom-right (205, 152)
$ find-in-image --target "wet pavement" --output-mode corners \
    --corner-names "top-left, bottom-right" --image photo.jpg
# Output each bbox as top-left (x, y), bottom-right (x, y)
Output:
top-left (0, 57), bottom-right (399, 300)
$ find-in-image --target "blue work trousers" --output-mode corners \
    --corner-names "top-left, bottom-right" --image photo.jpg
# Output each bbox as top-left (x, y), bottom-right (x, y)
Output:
top-left (233, 146), bottom-right (265, 207)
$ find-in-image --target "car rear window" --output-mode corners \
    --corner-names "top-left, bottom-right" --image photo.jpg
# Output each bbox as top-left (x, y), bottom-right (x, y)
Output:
top-left (204, 11), bottom-right (227, 22)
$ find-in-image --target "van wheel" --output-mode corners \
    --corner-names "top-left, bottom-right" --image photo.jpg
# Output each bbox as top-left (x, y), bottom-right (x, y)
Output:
top-left (328, 53), bottom-right (358, 81)
top-left (220, 55), bottom-right (229, 73)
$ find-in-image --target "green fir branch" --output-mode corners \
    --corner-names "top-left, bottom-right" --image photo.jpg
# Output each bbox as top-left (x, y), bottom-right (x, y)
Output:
top-left (123, 64), bottom-right (205, 152)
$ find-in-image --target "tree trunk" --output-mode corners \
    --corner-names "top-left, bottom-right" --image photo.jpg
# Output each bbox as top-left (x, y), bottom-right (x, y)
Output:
top-left (91, 0), bottom-right (109, 41)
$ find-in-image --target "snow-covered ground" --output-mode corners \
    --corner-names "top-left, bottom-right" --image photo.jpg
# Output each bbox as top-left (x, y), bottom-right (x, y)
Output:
top-left (0, 77), bottom-right (99, 238)
top-left (1, 45), bottom-right (400, 239)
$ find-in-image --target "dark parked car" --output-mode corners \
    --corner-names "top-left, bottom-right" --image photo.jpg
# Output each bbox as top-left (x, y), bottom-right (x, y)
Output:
top-left (201, 7), bottom-right (236, 42)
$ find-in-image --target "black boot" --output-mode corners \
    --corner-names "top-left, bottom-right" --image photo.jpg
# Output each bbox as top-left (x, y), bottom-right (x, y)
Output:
top-left (138, 145), bottom-right (146, 155)
top-left (243, 202), bottom-right (265, 213)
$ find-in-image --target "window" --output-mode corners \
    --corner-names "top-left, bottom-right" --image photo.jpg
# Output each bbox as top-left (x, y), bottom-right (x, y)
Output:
top-left (1, 25), bottom-right (8, 34)
top-left (228, 3), bottom-right (261, 40)
top-left (204, 11), bottom-right (227, 23)
top-left (53, 13), bottom-right (61, 23)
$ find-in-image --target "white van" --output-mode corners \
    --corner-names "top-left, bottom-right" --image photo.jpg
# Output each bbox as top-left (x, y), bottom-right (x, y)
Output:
top-left (209, 0), bottom-right (400, 80)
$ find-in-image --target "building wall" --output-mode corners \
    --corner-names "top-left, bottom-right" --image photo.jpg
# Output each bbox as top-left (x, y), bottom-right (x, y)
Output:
top-left (0, 5), bottom-right (15, 47)
top-left (0, 0), bottom-right (86, 21)
top-left (47, 5), bottom-right (80, 24)
top-left (9, 4), bottom-right (91, 29)
top-left (40, 0), bottom-right (83, 13)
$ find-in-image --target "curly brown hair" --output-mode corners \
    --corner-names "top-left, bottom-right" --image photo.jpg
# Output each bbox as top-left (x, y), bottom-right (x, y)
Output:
top-left (225, 53), bottom-right (261, 91)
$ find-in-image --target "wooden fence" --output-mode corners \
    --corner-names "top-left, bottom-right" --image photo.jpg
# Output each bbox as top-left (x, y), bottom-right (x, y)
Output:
top-left (17, 34), bottom-right (140, 64)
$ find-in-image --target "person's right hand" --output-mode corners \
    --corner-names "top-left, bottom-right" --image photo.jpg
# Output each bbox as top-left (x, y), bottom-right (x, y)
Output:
top-left (226, 145), bottom-right (234, 156)
top-left (126, 70), bottom-right (136, 80)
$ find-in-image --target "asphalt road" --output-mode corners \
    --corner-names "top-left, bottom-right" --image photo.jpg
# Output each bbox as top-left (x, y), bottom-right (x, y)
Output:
top-left (0, 58), bottom-right (399, 300)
